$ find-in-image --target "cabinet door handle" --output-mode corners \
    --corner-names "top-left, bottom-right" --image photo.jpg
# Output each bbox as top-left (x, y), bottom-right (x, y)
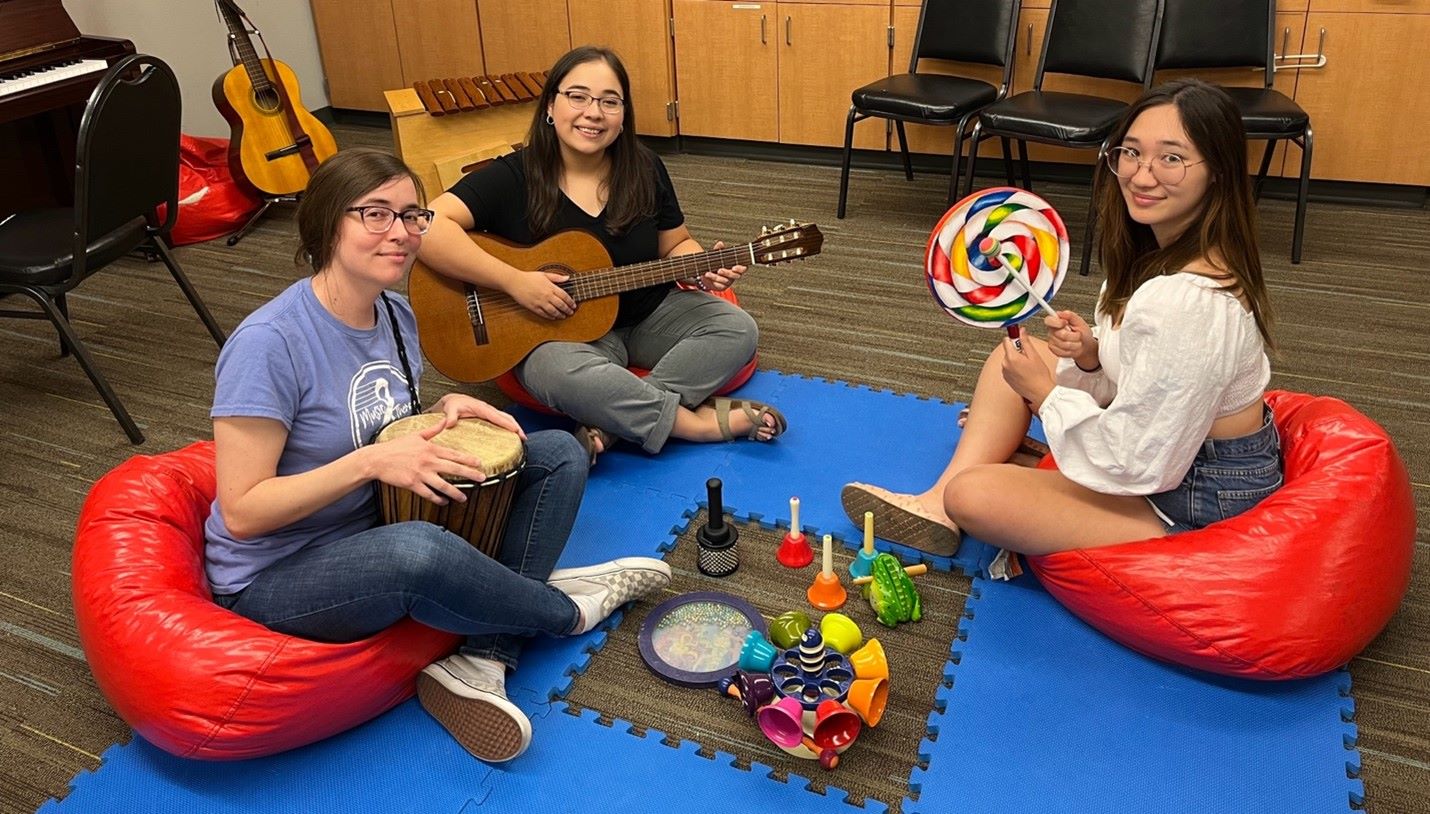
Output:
top-left (761, 14), bottom-right (767, 44)
top-left (786, 16), bottom-right (791, 46)
top-left (1026, 24), bottom-right (1032, 57)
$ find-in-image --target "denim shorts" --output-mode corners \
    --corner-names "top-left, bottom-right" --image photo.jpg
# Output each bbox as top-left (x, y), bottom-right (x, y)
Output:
top-left (1146, 406), bottom-right (1283, 534)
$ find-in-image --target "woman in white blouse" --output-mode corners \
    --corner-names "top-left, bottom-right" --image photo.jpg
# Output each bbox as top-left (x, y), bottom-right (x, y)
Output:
top-left (844, 79), bottom-right (1279, 556)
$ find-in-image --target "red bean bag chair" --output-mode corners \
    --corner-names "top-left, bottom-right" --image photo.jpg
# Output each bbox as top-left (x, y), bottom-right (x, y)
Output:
top-left (496, 286), bottom-right (758, 414)
top-left (164, 135), bottom-right (261, 246)
top-left (72, 441), bottom-right (459, 759)
top-left (1026, 390), bottom-right (1414, 680)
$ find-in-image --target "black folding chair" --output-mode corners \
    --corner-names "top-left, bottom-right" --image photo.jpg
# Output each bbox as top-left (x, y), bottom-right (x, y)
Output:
top-left (0, 54), bottom-right (227, 444)
top-left (1157, 0), bottom-right (1312, 263)
top-left (964, 0), bottom-right (1164, 275)
top-left (838, 0), bottom-right (1023, 218)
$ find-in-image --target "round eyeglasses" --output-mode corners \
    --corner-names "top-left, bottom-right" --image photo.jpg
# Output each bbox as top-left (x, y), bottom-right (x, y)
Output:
top-left (556, 89), bottom-right (625, 114)
top-left (1105, 146), bottom-right (1205, 185)
top-left (345, 206), bottom-right (434, 235)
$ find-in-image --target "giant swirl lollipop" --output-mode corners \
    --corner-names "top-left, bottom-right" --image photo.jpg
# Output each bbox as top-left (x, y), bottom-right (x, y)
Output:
top-left (924, 187), bottom-right (1069, 347)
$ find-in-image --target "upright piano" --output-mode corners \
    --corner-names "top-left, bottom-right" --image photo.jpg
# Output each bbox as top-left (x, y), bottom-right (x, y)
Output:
top-left (0, 0), bottom-right (134, 218)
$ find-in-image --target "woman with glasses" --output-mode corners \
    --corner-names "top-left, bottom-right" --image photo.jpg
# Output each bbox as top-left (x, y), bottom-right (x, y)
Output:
top-left (420, 46), bottom-right (783, 465)
top-left (205, 148), bottom-right (670, 763)
top-left (843, 78), bottom-right (1279, 558)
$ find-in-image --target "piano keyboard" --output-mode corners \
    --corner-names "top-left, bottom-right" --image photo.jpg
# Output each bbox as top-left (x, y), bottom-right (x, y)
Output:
top-left (0, 58), bottom-right (108, 99)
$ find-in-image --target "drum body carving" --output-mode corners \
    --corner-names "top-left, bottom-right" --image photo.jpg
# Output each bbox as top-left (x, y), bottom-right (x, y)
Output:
top-left (374, 414), bottom-right (525, 558)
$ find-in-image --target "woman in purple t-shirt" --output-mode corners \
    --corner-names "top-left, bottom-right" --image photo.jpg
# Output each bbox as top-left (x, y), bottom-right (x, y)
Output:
top-left (206, 148), bottom-right (670, 764)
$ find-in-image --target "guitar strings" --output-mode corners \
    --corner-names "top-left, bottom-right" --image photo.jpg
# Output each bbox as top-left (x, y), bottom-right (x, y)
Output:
top-left (460, 245), bottom-right (757, 320)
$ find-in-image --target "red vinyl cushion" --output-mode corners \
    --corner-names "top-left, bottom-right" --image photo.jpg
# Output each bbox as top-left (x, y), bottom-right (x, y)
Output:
top-left (496, 286), bottom-right (758, 415)
top-left (71, 441), bottom-right (460, 759)
top-left (1026, 391), bottom-right (1414, 680)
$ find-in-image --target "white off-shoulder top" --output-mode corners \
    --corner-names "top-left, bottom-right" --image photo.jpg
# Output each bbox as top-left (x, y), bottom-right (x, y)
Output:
top-left (1037, 272), bottom-right (1271, 496)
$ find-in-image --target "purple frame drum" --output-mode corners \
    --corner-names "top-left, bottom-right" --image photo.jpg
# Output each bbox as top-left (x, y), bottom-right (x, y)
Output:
top-left (638, 592), bottom-right (768, 688)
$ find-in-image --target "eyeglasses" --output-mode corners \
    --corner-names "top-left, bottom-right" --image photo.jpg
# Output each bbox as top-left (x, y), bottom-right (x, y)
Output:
top-left (556, 89), bottom-right (625, 114)
top-left (1106, 146), bottom-right (1206, 185)
top-left (345, 206), bottom-right (434, 235)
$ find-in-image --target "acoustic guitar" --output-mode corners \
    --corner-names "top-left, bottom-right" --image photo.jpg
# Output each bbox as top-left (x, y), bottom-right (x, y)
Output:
top-left (211, 0), bottom-right (336, 198)
top-left (409, 221), bottom-right (824, 383)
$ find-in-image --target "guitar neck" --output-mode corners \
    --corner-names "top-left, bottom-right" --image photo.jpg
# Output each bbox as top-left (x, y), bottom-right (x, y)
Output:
top-left (565, 243), bottom-right (754, 302)
top-left (218, 0), bottom-right (272, 92)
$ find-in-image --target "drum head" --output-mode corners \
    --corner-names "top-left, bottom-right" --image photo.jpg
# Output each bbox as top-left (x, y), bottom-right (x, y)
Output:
top-left (375, 414), bottom-right (524, 479)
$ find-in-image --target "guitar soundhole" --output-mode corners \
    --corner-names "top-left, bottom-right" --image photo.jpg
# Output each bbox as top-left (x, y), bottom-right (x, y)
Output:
top-left (252, 88), bottom-right (282, 113)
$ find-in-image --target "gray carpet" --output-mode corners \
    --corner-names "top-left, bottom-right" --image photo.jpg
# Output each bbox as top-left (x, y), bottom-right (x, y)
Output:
top-left (0, 122), bottom-right (1425, 813)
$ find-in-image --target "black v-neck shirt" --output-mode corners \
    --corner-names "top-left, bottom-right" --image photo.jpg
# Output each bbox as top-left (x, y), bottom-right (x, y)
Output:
top-left (448, 149), bottom-right (685, 328)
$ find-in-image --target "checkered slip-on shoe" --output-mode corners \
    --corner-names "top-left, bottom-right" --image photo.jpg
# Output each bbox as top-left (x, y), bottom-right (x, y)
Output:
top-left (417, 655), bottom-right (532, 763)
top-left (547, 557), bottom-right (671, 634)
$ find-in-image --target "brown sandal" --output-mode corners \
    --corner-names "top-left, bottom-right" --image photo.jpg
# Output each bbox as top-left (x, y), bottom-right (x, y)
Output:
top-left (574, 425), bottom-right (615, 466)
top-left (707, 397), bottom-right (787, 442)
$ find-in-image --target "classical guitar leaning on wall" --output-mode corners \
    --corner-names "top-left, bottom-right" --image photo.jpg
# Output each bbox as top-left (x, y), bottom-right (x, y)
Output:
top-left (211, 0), bottom-right (336, 198)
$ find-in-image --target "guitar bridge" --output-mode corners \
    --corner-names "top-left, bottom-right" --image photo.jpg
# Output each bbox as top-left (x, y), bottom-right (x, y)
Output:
top-left (464, 286), bottom-right (489, 345)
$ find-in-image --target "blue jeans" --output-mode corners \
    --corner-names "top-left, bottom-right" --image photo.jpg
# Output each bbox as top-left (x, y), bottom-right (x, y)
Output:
top-left (214, 430), bottom-right (587, 669)
top-left (1146, 405), bottom-right (1283, 534)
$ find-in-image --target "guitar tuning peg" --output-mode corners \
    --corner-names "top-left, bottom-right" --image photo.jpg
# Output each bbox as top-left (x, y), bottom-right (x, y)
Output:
top-left (788, 218), bottom-right (797, 227)
top-left (760, 225), bottom-right (770, 235)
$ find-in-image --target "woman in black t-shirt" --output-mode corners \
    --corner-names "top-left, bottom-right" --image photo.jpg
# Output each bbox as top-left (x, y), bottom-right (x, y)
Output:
top-left (420, 46), bottom-right (785, 463)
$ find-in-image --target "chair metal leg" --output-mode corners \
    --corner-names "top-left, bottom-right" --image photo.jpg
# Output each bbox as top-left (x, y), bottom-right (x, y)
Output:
top-left (1079, 140), bottom-right (1111, 276)
top-left (948, 115), bottom-right (973, 206)
top-left (1292, 127), bottom-right (1312, 264)
top-left (837, 107), bottom-right (859, 219)
top-left (149, 237), bottom-right (227, 347)
top-left (55, 291), bottom-right (71, 357)
top-left (1000, 137), bottom-right (1016, 187)
top-left (1018, 139), bottom-right (1032, 190)
top-left (20, 287), bottom-right (143, 444)
top-left (895, 121), bottom-right (913, 181)
top-left (964, 121), bottom-right (985, 200)
top-left (1253, 140), bottom-right (1276, 202)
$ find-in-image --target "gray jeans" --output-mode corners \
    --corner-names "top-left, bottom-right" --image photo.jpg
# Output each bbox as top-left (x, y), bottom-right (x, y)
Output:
top-left (515, 289), bottom-right (758, 453)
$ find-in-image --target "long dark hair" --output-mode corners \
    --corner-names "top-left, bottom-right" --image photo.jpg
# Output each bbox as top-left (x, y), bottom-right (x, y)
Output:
top-left (295, 148), bottom-right (425, 272)
top-left (1093, 78), bottom-right (1273, 347)
top-left (522, 46), bottom-right (656, 238)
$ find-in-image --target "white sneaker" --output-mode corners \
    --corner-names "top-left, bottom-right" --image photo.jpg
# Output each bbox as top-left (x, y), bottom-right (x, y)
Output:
top-left (417, 654), bottom-right (532, 762)
top-left (548, 557), bottom-right (672, 634)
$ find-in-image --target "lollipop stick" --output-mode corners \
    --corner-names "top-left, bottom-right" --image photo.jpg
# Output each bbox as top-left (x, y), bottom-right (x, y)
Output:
top-left (1002, 265), bottom-right (1059, 320)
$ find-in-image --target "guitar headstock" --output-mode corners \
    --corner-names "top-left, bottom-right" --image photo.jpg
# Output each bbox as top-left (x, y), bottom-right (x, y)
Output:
top-left (750, 220), bottom-right (823, 266)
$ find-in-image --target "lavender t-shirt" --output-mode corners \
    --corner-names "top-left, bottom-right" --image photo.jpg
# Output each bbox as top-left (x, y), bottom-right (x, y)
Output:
top-left (204, 279), bottom-right (421, 594)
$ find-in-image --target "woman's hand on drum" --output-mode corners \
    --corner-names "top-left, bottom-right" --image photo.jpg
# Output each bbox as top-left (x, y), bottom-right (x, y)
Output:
top-left (429, 394), bottom-right (527, 439)
top-left (1044, 310), bottom-right (1098, 370)
top-left (510, 268), bottom-right (575, 320)
top-left (695, 241), bottom-right (747, 292)
top-left (365, 421), bottom-right (486, 505)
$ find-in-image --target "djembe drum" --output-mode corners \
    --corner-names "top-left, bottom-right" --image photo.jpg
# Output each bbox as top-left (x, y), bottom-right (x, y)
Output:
top-left (374, 414), bottom-right (525, 558)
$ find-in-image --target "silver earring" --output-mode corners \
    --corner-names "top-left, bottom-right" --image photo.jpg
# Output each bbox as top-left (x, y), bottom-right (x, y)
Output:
top-left (545, 113), bottom-right (554, 125)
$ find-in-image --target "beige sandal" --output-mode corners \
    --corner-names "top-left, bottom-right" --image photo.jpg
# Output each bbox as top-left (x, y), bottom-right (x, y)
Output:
top-left (840, 482), bottom-right (961, 556)
top-left (707, 397), bottom-right (787, 442)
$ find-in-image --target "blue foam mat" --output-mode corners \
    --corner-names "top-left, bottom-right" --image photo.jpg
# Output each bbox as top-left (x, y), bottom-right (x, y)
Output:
top-left (43, 371), bottom-right (1358, 813)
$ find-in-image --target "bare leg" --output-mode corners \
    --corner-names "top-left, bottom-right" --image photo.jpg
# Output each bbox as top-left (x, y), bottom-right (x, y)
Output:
top-left (944, 465), bottom-right (1166, 554)
top-left (842, 336), bottom-right (1057, 554)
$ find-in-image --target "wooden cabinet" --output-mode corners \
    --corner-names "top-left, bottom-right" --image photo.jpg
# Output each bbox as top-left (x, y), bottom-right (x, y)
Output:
top-left (310, 0), bottom-right (405, 111)
top-left (478, 0), bottom-right (571, 75)
top-left (672, 0), bottom-right (779, 141)
top-left (1290, 10), bottom-right (1430, 183)
top-left (393, 0), bottom-right (485, 87)
top-left (569, 0), bottom-right (679, 137)
top-left (779, 3), bottom-right (890, 148)
top-left (672, 0), bottom-right (888, 148)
